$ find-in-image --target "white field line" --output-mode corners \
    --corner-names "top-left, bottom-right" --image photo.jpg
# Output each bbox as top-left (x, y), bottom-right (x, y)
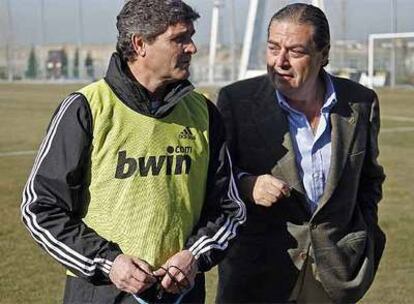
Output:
top-left (382, 115), bottom-right (414, 123)
top-left (0, 150), bottom-right (37, 157)
top-left (382, 127), bottom-right (414, 133)
top-left (381, 115), bottom-right (414, 133)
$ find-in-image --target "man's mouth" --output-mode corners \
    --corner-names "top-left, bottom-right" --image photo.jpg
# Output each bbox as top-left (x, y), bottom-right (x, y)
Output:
top-left (275, 72), bottom-right (293, 80)
top-left (179, 59), bottom-right (191, 66)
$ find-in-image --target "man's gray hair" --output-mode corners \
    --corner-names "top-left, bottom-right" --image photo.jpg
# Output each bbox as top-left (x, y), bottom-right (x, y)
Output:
top-left (268, 3), bottom-right (330, 67)
top-left (116, 0), bottom-right (200, 62)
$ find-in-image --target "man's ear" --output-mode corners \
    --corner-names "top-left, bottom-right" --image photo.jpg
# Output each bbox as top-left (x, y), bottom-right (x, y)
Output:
top-left (131, 34), bottom-right (146, 57)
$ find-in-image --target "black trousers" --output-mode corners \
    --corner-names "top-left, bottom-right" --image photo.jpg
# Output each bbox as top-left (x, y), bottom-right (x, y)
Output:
top-left (63, 274), bottom-right (205, 304)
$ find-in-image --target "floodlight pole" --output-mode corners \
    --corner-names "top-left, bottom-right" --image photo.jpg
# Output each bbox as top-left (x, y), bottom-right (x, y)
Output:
top-left (238, 0), bottom-right (258, 80)
top-left (5, 0), bottom-right (13, 82)
top-left (77, 0), bottom-right (84, 79)
top-left (40, 0), bottom-right (46, 79)
top-left (340, 0), bottom-right (346, 70)
top-left (368, 35), bottom-right (374, 89)
top-left (208, 0), bottom-right (221, 84)
top-left (390, 0), bottom-right (396, 88)
top-left (229, 0), bottom-right (236, 81)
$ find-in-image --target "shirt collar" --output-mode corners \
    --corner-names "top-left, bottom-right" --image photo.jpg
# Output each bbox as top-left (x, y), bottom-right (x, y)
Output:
top-left (276, 71), bottom-right (337, 114)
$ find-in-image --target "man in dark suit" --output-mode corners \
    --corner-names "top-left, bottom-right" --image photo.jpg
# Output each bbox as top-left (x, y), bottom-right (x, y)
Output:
top-left (216, 3), bottom-right (386, 303)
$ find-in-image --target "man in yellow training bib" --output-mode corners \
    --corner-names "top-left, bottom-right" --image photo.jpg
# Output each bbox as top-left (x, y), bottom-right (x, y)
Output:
top-left (21, 1), bottom-right (245, 303)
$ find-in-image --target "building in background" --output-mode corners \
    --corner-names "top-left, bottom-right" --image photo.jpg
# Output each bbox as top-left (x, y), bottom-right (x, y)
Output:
top-left (0, 44), bottom-right (115, 81)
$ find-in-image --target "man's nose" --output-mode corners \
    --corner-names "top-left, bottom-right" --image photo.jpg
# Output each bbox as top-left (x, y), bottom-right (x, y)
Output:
top-left (185, 40), bottom-right (197, 55)
top-left (275, 50), bottom-right (289, 68)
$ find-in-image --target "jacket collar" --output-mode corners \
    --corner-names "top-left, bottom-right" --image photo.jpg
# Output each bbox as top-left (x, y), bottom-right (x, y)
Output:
top-left (104, 52), bottom-right (194, 118)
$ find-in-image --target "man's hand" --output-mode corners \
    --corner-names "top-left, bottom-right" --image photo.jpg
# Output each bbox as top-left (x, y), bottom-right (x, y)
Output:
top-left (241, 174), bottom-right (291, 207)
top-left (109, 254), bottom-right (157, 294)
top-left (152, 250), bottom-right (198, 294)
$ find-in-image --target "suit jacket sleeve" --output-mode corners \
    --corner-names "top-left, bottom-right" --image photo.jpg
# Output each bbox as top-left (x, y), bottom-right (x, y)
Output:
top-left (185, 100), bottom-right (246, 272)
top-left (216, 87), bottom-right (249, 177)
top-left (357, 92), bottom-right (386, 227)
top-left (21, 93), bottom-right (122, 283)
top-left (216, 88), bottom-right (235, 154)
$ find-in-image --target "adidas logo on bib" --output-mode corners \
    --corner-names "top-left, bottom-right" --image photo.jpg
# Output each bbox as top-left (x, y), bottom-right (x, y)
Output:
top-left (178, 127), bottom-right (196, 140)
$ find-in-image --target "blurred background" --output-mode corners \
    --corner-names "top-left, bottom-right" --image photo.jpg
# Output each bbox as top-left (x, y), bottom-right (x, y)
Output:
top-left (1, 0), bottom-right (414, 87)
top-left (0, 1), bottom-right (413, 303)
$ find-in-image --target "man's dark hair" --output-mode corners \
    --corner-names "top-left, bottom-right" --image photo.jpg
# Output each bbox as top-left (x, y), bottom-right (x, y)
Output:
top-left (116, 0), bottom-right (200, 62)
top-left (268, 3), bottom-right (330, 66)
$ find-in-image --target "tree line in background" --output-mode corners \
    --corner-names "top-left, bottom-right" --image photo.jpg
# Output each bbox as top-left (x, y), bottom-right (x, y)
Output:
top-left (25, 47), bottom-right (95, 80)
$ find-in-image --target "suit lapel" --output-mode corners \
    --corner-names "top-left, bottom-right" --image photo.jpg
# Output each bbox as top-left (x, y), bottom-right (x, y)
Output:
top-left (270, 125), bottom-right (306, 197)
top-left (251, 78), bottom-right (306, 198)
top-left (317, 78), bottom-right (358, 209)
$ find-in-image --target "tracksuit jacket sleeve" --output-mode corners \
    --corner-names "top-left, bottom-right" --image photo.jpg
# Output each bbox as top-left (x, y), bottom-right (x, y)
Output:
top-left (185, 101), bottom-right (246, 272)
top-left (21, 93), bottom-right (122, 283)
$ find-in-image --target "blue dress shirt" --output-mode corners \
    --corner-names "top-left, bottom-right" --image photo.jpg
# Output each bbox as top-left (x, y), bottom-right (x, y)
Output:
top-left (276, 74), bottom-right (337, 213)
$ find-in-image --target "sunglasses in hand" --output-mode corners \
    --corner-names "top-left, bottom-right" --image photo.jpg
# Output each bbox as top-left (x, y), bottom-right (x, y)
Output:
top-left (132, 265), bottom-right (192, 304)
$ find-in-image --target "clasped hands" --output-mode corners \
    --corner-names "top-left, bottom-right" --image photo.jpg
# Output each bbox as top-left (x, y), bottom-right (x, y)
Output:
top-left (109, 250), bottom-right (197, 296)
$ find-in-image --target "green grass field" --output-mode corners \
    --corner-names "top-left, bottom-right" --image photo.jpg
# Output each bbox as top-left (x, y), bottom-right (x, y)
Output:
top-left (0, 83), bottom-right (413, 303)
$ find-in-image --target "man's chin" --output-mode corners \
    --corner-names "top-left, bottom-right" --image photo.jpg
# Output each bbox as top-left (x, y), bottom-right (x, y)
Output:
top-left (269, 75), bottom-right (287, 89)
top-left (179, 70), bottom-right (190, 80)
top-left (171, 68), bottom-right (190, 81)
top-left (267, 73), bottom-right (278, 88)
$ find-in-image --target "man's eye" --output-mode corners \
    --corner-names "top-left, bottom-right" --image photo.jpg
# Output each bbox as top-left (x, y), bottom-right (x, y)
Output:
top-left (174, 36), bottom-right (190, 44)
top-left (289, 49), bottom-right (306, 58)
top-left (268, 45), bottom-right (280, 53)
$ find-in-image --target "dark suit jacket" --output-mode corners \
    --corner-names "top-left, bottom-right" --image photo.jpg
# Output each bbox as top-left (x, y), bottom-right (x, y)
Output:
top-left (216, 74), bottom-right (386, 303)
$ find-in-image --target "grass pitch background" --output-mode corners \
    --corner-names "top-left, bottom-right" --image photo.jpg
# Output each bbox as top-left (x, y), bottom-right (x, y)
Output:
top-left (0, 83), bottom-right (413, 303)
